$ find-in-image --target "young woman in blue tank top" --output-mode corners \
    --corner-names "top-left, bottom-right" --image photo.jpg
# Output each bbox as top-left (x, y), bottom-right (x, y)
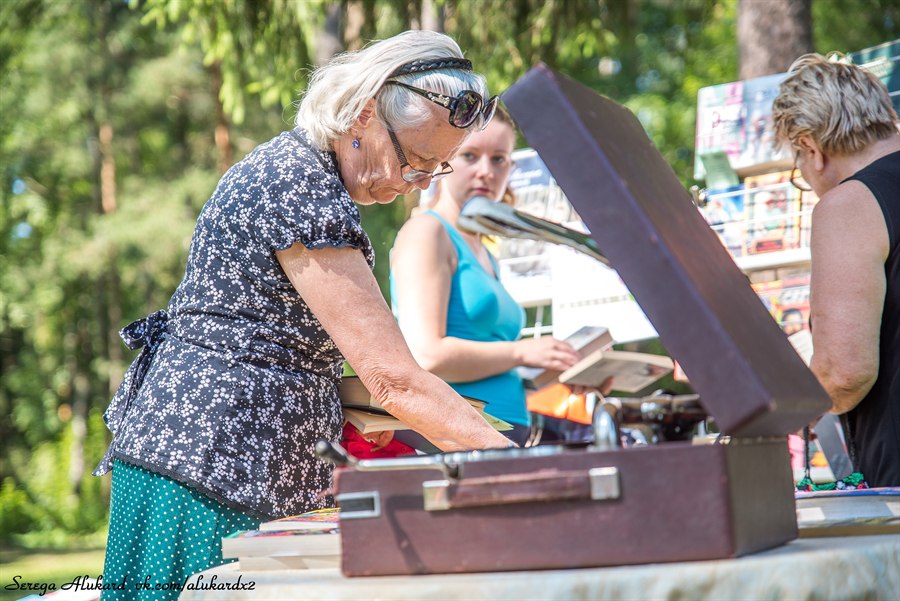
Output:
top-left (390, 108), bottom-right (581, 445)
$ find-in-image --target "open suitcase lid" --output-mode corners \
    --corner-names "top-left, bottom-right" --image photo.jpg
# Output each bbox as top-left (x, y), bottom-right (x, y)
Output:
top-left (503, 64), bottom-right (830, 437)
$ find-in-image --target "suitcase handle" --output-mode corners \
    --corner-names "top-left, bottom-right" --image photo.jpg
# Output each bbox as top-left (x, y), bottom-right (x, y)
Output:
top-left (422, 466), bottom-right (619, 511)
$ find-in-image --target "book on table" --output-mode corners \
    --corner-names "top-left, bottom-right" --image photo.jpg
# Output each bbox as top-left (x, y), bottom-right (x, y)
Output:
top-left (238, 555), bottom-right (340, 571)
top-left (221, 527), bottom-right (341, 561)
top-left (795, 487), bottom-right (900, 537)
top-left (557, 349), bottom-right (674, 394)
top-left (519, 325), bottom-right (614, 390)
top-left (259, 507), bottom-right (340, 533)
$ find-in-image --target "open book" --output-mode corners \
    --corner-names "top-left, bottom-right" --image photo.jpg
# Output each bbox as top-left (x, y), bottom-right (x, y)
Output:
top-left (519, 325), bottom-right (614, 390)
top-left (558, 349), bottom-right (674, 394)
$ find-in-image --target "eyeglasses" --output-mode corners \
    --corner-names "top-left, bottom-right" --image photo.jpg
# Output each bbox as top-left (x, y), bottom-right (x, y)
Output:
top-left (385, 81), bottom-right (498, 130)
top-left (385, 123), bottom-right (454, 184)
top-left (790, 162), bottom-right (812, 192)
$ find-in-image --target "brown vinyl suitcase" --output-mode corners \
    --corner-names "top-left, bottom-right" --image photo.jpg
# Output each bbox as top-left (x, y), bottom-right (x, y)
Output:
top-left (334, 64), bottom-right (831, 577)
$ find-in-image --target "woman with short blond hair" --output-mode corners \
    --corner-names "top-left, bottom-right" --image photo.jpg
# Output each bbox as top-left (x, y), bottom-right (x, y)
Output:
top-left (773, 52), bottom-right (900, 487)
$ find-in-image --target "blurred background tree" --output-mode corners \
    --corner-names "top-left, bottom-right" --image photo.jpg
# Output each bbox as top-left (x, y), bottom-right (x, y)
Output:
top-left (1, 0), bottom-right (898, 546)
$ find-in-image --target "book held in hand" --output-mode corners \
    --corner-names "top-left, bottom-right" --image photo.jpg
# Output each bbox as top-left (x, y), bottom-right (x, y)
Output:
top-left (339, 376), bottom-right (487, 413)
top-left (519, 325), bottom-right (614, 390)
top-left (558, 349), bottom-right (674, 394)
top-left (338, 375), bottom-right (507, 434)
top-left (343, 407), bottom-right (412, 435)
top-left (259, 507), bottom-right (340, 533)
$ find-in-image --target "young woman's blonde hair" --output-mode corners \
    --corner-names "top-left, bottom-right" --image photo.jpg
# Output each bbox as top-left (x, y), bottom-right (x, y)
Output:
top-left (491, 105), bottom-right (519, 206)
top-left (295, 30), bottom-right (489, 150)
top-left (772, 52), bottom-right (898, 155)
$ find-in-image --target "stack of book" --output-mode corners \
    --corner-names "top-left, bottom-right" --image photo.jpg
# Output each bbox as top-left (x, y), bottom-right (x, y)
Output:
top-left (339, 376), bottom-right (511, 434)
top-left (222, 508), bottom-right (341, 571)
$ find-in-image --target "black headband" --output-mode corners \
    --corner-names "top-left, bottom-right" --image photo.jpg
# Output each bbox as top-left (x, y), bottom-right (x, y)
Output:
top-left (388, 58), bottom-right (473, 79)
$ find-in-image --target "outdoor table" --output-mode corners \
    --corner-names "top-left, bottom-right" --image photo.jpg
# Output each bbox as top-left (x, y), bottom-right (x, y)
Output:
top-left (179, 533), bottom-right (900, 600)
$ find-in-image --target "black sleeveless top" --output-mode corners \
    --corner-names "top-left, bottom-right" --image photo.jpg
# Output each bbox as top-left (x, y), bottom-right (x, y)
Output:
top-left (843, 149), bottom-right (900, 487)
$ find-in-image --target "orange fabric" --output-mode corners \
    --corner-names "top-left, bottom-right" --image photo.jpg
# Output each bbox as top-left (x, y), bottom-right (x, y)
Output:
top-left (526, 383), bottom-right (593, 425)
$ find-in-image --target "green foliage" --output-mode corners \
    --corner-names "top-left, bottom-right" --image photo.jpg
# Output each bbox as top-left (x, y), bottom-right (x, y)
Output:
top-left (140, 0), bottom-right (325, 123)
top-left (813, 0), bottom-right (900, 55)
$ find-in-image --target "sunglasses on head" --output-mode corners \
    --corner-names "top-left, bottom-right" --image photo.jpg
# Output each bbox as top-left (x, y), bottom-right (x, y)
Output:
top-left (384, 81), bottom-right (498, 131)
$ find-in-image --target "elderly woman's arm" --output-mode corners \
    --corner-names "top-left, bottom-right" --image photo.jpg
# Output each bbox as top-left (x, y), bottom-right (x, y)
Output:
top-left (277, 243), bottom-right (511, 451)
top-left (809, 181), bottom-right (887, 415)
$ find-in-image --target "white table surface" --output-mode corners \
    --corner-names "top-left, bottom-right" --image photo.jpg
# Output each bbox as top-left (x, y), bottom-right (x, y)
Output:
top-left (179, 534), bottom-right (900, 601)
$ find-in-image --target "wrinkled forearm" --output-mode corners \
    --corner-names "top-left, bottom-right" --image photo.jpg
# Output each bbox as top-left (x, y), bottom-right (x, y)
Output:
top-left (360, 365), bottom-right (510, 450)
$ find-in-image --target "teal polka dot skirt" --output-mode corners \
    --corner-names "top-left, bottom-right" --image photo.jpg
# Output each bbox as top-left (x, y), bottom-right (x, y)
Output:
top-left (101, 460), bottom-right (259, 600)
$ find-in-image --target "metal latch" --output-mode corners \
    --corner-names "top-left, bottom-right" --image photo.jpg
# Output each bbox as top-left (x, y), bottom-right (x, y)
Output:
top-left (422, 466), bottom-right (620, 511)
top-left (336, 490), bottom-right (381, 519)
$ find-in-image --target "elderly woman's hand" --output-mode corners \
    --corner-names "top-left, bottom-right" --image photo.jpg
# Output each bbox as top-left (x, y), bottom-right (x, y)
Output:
top-left (514, 336), bottom-right (581, 372)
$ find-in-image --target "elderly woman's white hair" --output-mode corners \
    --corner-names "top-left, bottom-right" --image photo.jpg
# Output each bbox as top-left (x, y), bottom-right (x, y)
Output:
top-left (296, 30), bottom-right (490, 150)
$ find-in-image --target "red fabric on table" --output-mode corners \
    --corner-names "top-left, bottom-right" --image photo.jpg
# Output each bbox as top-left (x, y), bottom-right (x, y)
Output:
top-left (341, 422), bottom-right (417, 459)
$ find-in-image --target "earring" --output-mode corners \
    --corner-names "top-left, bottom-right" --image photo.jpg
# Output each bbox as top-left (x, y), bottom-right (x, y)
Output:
top-left (352, 139), bottom-right (360, 149)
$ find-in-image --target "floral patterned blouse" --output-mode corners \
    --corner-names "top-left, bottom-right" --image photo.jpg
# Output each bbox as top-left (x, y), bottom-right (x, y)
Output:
top-left (93, 128), bottom-right (374, 520)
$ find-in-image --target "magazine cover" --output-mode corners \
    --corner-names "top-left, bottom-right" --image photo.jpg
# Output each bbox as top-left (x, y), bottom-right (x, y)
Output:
top-left (701, 184), bottom-right (746, 258)
top-left (739, 72), bottom-right (790, 168)
top-left (751, 272), bottom-right (810, 335)
top-left (743, 170), bottom-right (801, 255)
top-left (694, 80), bottom-right (745, 180)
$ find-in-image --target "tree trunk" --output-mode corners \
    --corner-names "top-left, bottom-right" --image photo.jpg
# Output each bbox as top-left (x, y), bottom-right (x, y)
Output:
top-left (420, 0), bottom-right (444, 32)
top-left (344, 0), bottom-right (366, 50)
top-left (98, 123), bottom-right (117, 213)
top-left (738, 0), bottom-right (813, 79)
top-left (209, 62), bottom-right (233, 174)
top-left (316, 3), bottom-right (344, 65)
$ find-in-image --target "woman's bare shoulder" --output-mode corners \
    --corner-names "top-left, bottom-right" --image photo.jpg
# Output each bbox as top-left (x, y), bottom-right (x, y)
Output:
top-left (395, 211), bottom-right (450, 249)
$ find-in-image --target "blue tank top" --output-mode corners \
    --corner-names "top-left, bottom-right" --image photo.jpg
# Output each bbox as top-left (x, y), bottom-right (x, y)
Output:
top-left (391, 210), bottom-right (528, 426)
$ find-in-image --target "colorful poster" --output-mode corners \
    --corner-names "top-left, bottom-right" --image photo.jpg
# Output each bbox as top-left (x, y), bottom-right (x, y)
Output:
top-left (751, 272), bottom-right (811, 335)
top-left (743, 170), bottom-right (801, 255)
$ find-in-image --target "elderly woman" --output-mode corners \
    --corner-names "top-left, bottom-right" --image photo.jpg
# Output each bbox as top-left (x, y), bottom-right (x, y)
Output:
top-left (772, 53), bottom-right (900, 486)
top-left (95, 30), bottom-right (510, 598)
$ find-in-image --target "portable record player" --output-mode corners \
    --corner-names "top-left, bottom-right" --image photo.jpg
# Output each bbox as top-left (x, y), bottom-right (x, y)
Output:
top-left (329, 64), bottom-right (831, 577)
